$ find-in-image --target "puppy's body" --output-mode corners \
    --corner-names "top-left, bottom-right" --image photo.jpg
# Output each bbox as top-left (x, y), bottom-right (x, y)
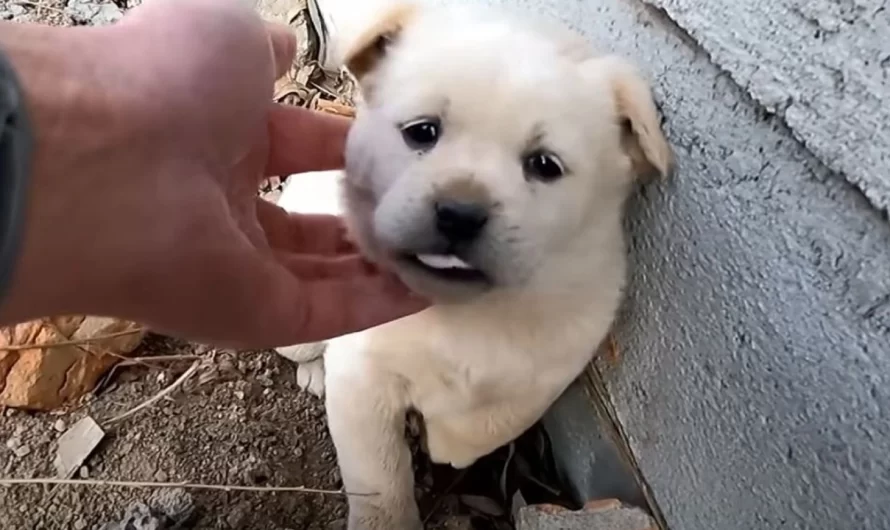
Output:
top-left (277, 4), bottom-right (670, 529)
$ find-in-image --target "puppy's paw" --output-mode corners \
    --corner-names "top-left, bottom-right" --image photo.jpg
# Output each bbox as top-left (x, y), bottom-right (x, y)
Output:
top-left (275, 341), bottom-right (327, 363)
top-left (424, 421), bottom-right (482, 469)
top-left (296, 357), bottom-right (326, 398)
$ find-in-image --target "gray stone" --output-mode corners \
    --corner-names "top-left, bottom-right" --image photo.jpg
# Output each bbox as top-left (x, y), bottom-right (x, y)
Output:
top-left (65, 0), bottom-right (123, 26)
top-left (516, 502), bottom-right (654, 530)
top-left (96, 488), bottom-right (194, 530)
top-left (54, 416), bottom-right (105, 479)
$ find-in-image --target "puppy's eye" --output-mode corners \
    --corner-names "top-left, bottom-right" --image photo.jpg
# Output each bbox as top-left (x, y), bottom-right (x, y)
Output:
top-left (400, 118), bottom-right (441, 151)
top-left (523, 151), bottom-right (565, 182)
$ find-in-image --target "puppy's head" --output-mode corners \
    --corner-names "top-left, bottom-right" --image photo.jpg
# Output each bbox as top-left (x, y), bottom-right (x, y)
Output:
top-left (340, 4), bottom-right (671, 302)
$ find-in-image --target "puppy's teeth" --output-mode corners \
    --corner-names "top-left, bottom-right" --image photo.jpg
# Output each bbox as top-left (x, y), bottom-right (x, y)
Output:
top-left (416, 254), bottom-right (473, 270)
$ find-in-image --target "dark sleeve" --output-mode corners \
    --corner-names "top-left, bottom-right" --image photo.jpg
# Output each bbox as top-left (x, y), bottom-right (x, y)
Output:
top-left (0, 47), bottom-right (32, 305)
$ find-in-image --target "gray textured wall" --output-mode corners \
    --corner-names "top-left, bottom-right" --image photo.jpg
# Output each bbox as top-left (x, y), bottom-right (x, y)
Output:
top-left (460, 0), bottom-right (890, 529)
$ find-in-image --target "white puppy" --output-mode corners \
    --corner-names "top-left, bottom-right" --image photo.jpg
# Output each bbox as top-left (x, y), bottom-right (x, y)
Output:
top-left (276, 3), bottom-right (671, 529)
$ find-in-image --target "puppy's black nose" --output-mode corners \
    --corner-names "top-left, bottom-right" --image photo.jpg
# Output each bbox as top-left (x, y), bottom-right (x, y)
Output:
top-left (434, 198), bottom-right (489, 243)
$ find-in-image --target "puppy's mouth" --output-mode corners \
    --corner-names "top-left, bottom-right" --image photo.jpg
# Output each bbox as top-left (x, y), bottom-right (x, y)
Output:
top-left (400, 253), bottom-right (489, 283)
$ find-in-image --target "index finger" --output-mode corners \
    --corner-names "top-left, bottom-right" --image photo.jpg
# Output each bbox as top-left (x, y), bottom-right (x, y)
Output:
top-left (266, 104), bottom-right (351, 177)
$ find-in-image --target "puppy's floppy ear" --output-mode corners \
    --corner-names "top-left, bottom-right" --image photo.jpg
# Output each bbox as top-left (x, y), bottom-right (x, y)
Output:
top-left (343, 3), bottom-right (417, 84)
top-left (582, 56), bottom-right (673, 180)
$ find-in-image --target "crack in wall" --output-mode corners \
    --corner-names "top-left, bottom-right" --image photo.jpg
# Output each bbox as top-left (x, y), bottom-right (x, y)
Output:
top-left (582, 363), bottom-right (671, 530)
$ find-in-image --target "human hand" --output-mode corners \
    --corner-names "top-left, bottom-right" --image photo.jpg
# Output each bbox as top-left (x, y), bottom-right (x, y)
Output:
top-left (0, 0), bottom-right (429, 348)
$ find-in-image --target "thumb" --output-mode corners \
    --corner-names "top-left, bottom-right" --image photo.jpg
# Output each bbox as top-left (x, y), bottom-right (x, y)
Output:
top-left (232, 253), bottom-right (429, 348)
top-left (285, 274), bottom-right (431, 345)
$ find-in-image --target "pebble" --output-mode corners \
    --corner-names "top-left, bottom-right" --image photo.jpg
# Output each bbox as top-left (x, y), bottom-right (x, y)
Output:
top-left (6, 436), bottom-right (21, 450)
top-left (53, 419), bottom-right (68, 433)
top-left (14, 444), bottom-right (32, 458)
top-left (74, 519), bottom-right (87, 530)
top-left (79, 465), bottom-right (90, 478)
top-left (155, 470), bottom-right (168, 482)
top-left (234, 390), bottom-right (245, 400)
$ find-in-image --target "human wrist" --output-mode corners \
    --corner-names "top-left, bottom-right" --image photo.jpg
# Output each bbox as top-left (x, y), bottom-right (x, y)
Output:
top-left (0, 22), bottom-right (128, 187)
top-left (0, 22), bottom-right (139, 324)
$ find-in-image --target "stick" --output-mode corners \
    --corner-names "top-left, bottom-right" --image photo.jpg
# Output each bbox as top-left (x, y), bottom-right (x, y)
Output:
top-left (116, 354), bottom-right (201, 367)
top-left (0, 329), bottom-right (145, 352)
top-left (0, 477), bottom-right (373, 497)
top-left (104, 361), bottom-right (200, 425)
top-left (12, 0), bottom-right (68, 16)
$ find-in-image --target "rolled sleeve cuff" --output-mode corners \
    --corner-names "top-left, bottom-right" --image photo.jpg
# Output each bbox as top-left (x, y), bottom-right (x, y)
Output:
top-left (0, 47), bottom-right (32, 305)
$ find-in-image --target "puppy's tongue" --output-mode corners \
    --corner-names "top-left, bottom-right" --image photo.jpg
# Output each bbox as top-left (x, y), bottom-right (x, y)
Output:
top-left (416, 254), bottom-right (473, 270)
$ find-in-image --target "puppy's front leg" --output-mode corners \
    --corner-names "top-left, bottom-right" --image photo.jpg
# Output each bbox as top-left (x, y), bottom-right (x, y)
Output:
top-left (426, 398), bottom-right (547, 469)
top-left (326, 361), bottom-right (421, 530)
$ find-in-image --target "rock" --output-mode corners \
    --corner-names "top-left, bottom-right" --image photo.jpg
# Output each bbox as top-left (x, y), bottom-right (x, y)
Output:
top-left (515, 499), bottom-right (657, 530)
top-left (53, 419), bottom-right (67, 432)
top-left (53, 416), bottom-right (106, 479)
top-left (98, 488), bottom-right (195, 530)
top-left (0, 316), bottom-right (146, 411)
top-left (13, 444), bottom-right (31, 458)
top-left (149, 488), bottom-right (195, 524)
top-left (65, 0), bottom-right (123, 26)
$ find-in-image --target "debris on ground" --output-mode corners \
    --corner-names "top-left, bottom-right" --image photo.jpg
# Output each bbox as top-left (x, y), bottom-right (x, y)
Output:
top-left (0, 317), bottom-right (146, 411)
top-left (97, 488), bottom-right (196, 530)
top-left (412, 422), bottom-right (579, 530)
top-left (53, 416), bottom-right (105, 478)
top-left (65, 0), bottom-right (123, 25)
top-left (516, 499), bottom-right (657, 530)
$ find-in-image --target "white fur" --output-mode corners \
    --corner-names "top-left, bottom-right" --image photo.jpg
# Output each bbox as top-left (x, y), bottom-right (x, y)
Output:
top-left (276, 4), bottom-right (669, 529)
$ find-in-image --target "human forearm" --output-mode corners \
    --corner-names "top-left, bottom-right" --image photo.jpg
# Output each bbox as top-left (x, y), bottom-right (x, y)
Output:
top-left (0, 22), bottom-right (134, 324)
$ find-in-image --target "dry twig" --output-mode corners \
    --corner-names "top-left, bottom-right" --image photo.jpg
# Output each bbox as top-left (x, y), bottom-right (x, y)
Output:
top-left (104, 361), bottom-right (200, 425)
top-left (0, 328), bottom-right (145, 352)
top-left (115, 354), bottom-right (201, 367)
top-left (12, 0), bottom-right (68, 16)
top-left (0, 477), bottom-right (371, 497)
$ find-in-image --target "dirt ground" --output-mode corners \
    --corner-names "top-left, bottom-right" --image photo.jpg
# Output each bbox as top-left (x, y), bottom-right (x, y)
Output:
top-left (0, 333), bottom-right (572, 530)
top-left (0, 2), bottom-right (576, 528)
top-left (0, 337), bottom-right (349, 529)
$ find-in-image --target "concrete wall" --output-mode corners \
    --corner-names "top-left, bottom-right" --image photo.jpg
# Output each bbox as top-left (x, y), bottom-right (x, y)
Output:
top-left (495, 0), bottom-right (890, 529)
top-left (319, 0), bottom-right (890, 528)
